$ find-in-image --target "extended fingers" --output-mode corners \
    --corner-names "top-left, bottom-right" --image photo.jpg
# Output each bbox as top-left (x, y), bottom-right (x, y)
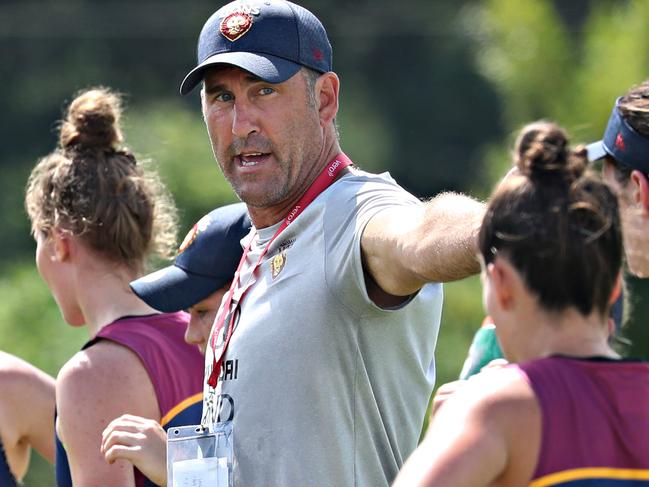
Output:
top-left (105, 414), bottom-right (157, 432)
top-left (101, 429), bottom-right (146, 455)
top-left (103, 442), bottom-right (143, 464)
top-left (102, 415), bottom-right (158, 444)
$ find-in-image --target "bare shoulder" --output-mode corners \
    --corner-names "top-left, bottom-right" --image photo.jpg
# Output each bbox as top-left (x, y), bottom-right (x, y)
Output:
top-left (461, 367), bottom-right (541, 486)
top-left (57, 340), bottom-right (159, 484)
top-left (430, 366), bottom-right (539, 447)
top-left (57, 339), bottom-right (158, 420)
top-left (396, 367), bottom-right (540, 487)
top-left (458, 365), bottom-right (538, 413)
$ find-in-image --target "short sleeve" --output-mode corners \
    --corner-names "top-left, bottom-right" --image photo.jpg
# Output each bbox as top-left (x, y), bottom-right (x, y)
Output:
top-left (323, 171), bottom-right (421, 316)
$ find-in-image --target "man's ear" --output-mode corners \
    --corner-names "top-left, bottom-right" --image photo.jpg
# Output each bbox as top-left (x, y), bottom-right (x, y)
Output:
top-left (488, 260), bottom-right (515, 310)
top-left (630, 170), bottom-right (649, 215)
top-left (315, 72), bottom-right (339, 127)
top-left (51, 229), bottom-right (72, 263)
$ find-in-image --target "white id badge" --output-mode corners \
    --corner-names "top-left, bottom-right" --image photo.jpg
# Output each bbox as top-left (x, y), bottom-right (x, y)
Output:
top-left (167, 422), bottom-right (233, 487)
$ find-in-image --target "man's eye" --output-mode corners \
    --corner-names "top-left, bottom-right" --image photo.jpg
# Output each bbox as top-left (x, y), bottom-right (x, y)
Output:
top-left (215, 92), bottom-right (234, 102)
top-left (259, 87), bottom-right (274, 95)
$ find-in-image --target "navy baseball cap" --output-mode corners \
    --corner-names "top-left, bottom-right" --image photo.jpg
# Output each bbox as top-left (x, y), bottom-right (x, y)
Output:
top-left (180, 0), bottom-right (332, 95)
top-left (587, 97), bottom-right (649, 174)
top-left (130, 203), bottom-right (251, 312)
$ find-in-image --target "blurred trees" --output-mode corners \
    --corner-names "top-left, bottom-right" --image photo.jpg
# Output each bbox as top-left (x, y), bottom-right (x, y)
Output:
top-left (465, 0), bottom-right (649, 359)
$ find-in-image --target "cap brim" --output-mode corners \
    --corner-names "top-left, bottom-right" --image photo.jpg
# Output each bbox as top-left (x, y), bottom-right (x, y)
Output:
top-left (586, 140), bottom-right (609, 162)
top-left (130, 265), bottom-right (226, 313)
top-left (180, 51), bottom-right (302, 95)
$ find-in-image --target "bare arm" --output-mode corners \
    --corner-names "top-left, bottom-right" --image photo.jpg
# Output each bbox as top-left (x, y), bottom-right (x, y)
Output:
top-left (101, 414), bottom-right (167, 486)
top-left (57, 342), bottom-right (160, 486)
top-left (16, 361), bottom-right (56, 463)
top-left (362, 192), bottom-right (484, 297)
top-left (393, 367), bottom-right (540, 487)
top-left (0, 351), bottom-right (56, 480)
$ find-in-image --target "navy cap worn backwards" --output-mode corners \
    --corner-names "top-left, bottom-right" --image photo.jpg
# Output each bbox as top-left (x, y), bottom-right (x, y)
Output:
top-left (180, 0), bottom-right (332, 95)
top-left (130, 203), bottom-right (251, 313)
top-left (587, 97), bottom-right (649, 174)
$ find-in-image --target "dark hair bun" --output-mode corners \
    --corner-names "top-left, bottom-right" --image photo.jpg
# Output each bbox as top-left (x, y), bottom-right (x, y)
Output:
top-left (513, 121), bottom-right (587, 179)
top-left (60, 88), bottom-right (123, 151)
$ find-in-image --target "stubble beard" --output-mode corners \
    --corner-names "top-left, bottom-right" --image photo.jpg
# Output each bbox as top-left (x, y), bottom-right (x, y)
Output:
top-left (219, 154), bottom-right (293, 209)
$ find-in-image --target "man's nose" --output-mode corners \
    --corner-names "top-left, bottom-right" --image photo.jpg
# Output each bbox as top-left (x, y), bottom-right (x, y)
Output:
top-left (231, 99), bottom-right (260, 138)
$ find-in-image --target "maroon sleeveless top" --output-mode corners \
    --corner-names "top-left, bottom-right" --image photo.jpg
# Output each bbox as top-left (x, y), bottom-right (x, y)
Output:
top-left (517, 356), bottom-right (649, 486)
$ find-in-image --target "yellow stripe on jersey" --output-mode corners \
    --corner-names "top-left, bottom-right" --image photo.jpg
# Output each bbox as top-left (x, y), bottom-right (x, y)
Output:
top-left (530, 467), bottom-right (649, 486)
top-left (160, 392), bottom-right (203, 427)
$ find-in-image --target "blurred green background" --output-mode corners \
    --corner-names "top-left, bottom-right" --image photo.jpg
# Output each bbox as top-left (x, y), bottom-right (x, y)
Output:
top-left (2, 0), bottom-right (649, 484)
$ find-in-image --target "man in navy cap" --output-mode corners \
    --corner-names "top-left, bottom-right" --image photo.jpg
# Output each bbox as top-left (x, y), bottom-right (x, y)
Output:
top-left (180, 1), bottom-right (485, 486)
top-left (588, 82), bottom-right (649, 278)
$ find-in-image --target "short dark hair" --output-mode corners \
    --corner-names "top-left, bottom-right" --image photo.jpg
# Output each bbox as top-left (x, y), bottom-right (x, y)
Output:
top-left (301, 67), bottom-right (320, 109)
top-left (479, 121), bottom-right (622, 318)
top-left (300, 67), bottom-right (339, 137)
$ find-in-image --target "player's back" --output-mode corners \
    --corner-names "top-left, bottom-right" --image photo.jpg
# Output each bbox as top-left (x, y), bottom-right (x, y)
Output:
top-left (519, 356), bottom-right (649, 486)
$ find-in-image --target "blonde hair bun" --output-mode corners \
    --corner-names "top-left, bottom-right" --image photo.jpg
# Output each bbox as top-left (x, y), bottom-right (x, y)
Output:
top-left (60, 88), bottom-right (124, 151)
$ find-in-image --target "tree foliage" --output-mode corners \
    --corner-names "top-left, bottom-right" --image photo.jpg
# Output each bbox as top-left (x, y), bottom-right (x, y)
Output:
top-left (465, 0), bottom-right (649, 359)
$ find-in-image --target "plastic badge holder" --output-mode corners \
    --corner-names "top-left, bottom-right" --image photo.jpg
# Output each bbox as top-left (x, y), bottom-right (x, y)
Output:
top-left (167, 422), bottom-right (233, 487)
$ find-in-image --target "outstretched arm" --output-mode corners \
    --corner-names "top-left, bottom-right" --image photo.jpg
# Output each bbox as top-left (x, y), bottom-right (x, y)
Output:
top-left (362, 192), bottom-right (484, 297)
top-left (101, 414), bottom-right (167, 487)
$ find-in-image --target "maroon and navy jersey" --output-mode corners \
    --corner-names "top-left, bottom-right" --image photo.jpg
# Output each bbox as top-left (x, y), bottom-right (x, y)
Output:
top-left (517, 356), bottom-right (649, 486)
top-left (56, 312), bottom-right (203, 487)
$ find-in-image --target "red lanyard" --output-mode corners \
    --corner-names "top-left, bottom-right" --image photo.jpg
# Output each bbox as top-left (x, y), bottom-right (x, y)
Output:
top-left (207, 153), bottom-right (353, 388)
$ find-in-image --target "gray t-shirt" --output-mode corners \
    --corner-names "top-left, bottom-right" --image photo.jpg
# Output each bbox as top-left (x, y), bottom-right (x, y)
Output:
top-left (202, 169), bottom-right (443, 487)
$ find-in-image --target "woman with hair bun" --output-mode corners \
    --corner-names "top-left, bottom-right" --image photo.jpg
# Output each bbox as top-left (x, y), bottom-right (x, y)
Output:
top-left (394, 122), bottom-right (649, 486)
top-left (25, 88), bottom-right (203, 486)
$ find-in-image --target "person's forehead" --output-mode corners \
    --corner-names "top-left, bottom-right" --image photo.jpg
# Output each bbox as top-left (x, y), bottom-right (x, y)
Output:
top-left (203, 65), bottom-right (262, 85)
top-left (202, 64), bottom-right (305, 89)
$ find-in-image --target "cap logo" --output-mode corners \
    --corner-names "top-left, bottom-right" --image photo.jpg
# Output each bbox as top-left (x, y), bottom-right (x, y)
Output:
top-left (178, 215), bottom-right (212, 255)
top-left (220, 11), bottom-right (253, 42)
top-left (615, 132), bottom-right (626, 151)
top-left (178, 225), bottom-right (199, 254)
